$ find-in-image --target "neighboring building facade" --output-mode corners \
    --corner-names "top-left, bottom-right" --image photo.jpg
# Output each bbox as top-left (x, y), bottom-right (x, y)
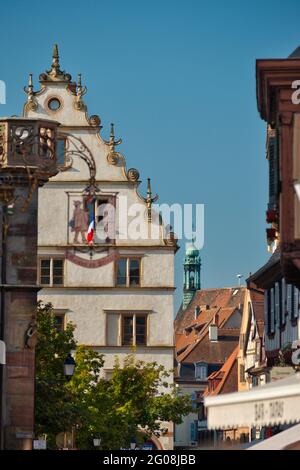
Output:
top-left (23, 46), bottom-right (177, 449)
top-left (174, 261), bottom-right (244, 448)
top-left (203, 346), bottom-right (240, 446)
top-left (253, 46), bottom-right (300, 365)
top-left (238, 284), bottom-right (267, 390)
top-left (0, 117), bottom-right (59, 449)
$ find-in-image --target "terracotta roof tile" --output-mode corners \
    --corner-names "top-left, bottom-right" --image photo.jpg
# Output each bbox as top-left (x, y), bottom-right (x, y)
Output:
top-left (175, 287), bottom-right (245, 333)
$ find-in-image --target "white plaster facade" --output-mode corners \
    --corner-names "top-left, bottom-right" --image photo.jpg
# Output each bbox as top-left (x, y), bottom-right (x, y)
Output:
top-left (22, 47), bottom-right (176, 450)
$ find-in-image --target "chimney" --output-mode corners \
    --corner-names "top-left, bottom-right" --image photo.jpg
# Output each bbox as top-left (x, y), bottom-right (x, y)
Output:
top-left (209, 314), bottom-right (219, 342)
top-left (194, 306), bottom-right (200, 319)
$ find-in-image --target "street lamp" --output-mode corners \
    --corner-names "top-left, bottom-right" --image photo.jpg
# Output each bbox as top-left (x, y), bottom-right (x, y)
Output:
top-left (93, 437), bottom-right (101, 448)
top-left (63, 354), bottom-right (76, 378)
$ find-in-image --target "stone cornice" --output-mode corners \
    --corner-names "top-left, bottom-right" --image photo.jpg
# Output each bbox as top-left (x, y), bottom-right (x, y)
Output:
top-left (38, 285), bottom-right (176, 291)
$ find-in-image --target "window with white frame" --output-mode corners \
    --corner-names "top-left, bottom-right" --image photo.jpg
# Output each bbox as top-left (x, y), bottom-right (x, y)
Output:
top-left (39, 258), bottom-right (64, 286)
top-left (195, 362), bottom-right (207, 380)
top-left (106, 312), bottom-right (148, 346)
top-left (122, 314), bottom-right (147, 346)
top-left (116, 258), bottom-right (141, 287)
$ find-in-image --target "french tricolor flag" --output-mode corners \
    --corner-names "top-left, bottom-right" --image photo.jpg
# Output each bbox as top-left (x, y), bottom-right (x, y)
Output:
top-left (86, 202), bottom-right (95, 243)
top-left (87, 218), bottom-right (95, 243)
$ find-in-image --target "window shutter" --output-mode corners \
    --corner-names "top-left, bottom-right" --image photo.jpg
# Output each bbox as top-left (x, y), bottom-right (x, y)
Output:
top-left (293, 287), bottom-right (299, 320)
top-left (270, 287), bottom-right (275, 334)
top-left (190, 422), bottom-right (197, 441)
top-left (282, 279), bottom-right (286, 325)
top-left (265, 290), bottom-right (270, 335)
top-left (274, 282), bottom-right (280, 327)
top-left (191, 392), bottom-right (197, 410)
top-left (287, 284), bottom-right (293, 318)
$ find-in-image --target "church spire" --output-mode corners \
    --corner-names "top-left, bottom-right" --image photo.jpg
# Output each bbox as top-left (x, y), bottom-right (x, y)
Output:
top-left (183, 241), bottom-right (201, 310)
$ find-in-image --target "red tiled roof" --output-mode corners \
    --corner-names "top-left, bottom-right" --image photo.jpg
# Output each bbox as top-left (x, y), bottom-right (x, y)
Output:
top-left (175, 306), bottom-right (241, 362)
top-left (175, 287), bottom-right (243, 368)
top-left (175, 287), bottom-right (245, 333)
top-left (178, 327), bottom-right (240, 364)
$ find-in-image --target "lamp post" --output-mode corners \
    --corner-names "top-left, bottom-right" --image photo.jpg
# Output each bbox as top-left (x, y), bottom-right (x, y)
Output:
top-left (63, 353), bottom-right (76, 379)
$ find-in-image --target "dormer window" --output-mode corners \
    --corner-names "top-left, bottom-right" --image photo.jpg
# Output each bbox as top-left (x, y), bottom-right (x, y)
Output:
top-left (195, 362), bottom-right (207, 380)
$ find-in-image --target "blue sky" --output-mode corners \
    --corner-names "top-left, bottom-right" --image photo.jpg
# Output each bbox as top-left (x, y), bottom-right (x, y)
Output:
top-left (1, 0), bottom-right (300, 311)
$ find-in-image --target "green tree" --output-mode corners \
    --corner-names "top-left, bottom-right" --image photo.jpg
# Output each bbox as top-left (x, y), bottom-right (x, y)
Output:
top-left (35, 302), bottom-right (192, 449)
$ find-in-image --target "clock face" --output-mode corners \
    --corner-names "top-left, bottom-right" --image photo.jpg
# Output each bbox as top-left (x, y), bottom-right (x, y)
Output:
top-left (48, 97), bottom-right (61, 111)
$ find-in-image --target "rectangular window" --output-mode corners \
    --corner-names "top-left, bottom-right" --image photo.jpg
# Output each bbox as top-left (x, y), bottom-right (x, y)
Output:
top-left (53, 259), bottom-right (64, 285)
top-left (122, 316), bottom-right (134, 345)
top-left (56, 138), bottom-right (66, 165)
top-left (195, 363), bottom-right (207, 380)
top-left (136, 316), bottom-right (146, 345)
top-left (129, 259), bottom-right (140, 286)
top-left (121, 314), bottom-right (147, 346)
top-left (116, 258), bottom-right (141, 287)
top-left (53, 313), bottom-right (65, 332)
top-left (240, 364), bottom-right (245, 383)
top-left (40, 259), bottom-right (51, 285)
top-left (117, 258), bottom-right (127, 286)
top-left (39, 258), bottom-right (64, 286)
top-left (255, 341), bottom-right (260, 361)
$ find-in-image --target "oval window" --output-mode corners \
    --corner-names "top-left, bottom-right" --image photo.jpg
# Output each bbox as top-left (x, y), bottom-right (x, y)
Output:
top-left (48, 98), bottom-right (61, 111)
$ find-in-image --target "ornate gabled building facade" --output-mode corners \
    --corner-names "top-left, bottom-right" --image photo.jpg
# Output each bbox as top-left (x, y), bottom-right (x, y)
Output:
top-left (23, 45), bottom-right (178, 450)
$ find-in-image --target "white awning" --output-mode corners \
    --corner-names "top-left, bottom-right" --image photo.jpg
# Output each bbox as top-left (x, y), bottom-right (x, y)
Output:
top-left (247, 423), bottom-right (300, 450)
top-left (204, 372), bottom-right (300, 430)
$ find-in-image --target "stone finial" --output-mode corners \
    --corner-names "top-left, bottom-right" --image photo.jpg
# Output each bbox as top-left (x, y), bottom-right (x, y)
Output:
top-left (106, 123), bottom-right (122, 165)
top-left (39, 44), bottom-right (72, 82)
top-left (144, 178), bottom-right (158, 223)
top-left (24, 74), bottom-right (38, 111)
top-left (74, 73), bottom-right (87, 110)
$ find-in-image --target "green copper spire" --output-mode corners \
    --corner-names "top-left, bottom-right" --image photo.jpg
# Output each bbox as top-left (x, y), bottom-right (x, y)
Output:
top-left (183, 241), bottom-right (201, 310)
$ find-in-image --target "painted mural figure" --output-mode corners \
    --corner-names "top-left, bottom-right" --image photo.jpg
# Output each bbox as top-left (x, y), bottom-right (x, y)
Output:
top-left (70, 200), bottom-right (89, 243)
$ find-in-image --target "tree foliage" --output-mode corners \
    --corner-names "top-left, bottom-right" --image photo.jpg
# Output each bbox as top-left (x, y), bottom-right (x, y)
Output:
top-left (35, 302), bottom-right (192, 449)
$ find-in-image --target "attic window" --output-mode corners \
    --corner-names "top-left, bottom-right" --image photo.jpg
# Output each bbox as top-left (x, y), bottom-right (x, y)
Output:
top-left (48, 98), bottom-right (61, 111)
top-left (195, 362), bottom-right (207, 380)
